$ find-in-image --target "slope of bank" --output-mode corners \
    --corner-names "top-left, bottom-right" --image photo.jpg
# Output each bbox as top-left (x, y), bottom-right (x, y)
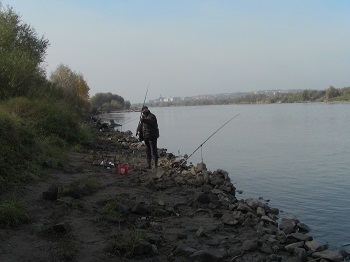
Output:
top-left (0, 124), bottom-right (348, 262)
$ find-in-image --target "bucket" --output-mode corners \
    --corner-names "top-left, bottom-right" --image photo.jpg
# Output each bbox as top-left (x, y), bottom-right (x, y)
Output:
top-left (118, 164), bottom-right (129, 175)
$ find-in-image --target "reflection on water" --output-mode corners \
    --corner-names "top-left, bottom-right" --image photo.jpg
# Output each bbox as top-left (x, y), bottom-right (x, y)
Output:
top-left (103, 103), bottom-right (350, 251)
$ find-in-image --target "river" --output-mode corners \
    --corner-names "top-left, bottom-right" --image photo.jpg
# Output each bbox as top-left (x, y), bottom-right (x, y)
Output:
top-left (100, 103), bottom-right (350, 251)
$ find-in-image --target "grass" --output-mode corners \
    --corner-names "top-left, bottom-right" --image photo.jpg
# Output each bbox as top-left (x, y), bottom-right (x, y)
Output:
top-left (57, 198), bottom-right (85, 211)
top-left (0, 97), bottom-right (93, 194)
top-left (97, 196), bottom-right (134, 222)
top-left (0, 198), bottom-right (29, 227)
top-left (39, 228), bottom-right (77, 261)
top-left (60, 176), bottom-right (101, 198)
top-left (102, 201), bottom-right (124, 218)
top-left (105, 229), bottom-right (149, 258)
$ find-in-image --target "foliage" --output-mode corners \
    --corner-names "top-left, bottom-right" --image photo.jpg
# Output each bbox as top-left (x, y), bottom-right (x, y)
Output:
top-left (90, 92), bottom-right (130, 113)
top-left (0, 107), bottom-right (42, 191)
top-left (0, 5), bottom-right (49, 100)
top-left (3, 97), bottom-right (92, 145)
top-left (60, 177), bottom-right (100, 197)
top-left (326, 85), bottom-right (340, 101)
top-left (105, 229), bottom-right (149, 258)
top-left (0, 97), bottom-right (93, 193)
top-left (50, 64), bottom-right (90, 116)
top-left (0, 197), bottom-right (29, 226)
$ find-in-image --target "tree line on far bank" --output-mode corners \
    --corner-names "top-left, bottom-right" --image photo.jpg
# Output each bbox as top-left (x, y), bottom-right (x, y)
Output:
top-left (147, 86), bottom-right (350, 108)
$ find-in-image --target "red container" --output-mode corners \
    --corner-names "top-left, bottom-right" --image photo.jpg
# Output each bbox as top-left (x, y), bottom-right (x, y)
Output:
top-left (118, 164), bottom-right (129, 175)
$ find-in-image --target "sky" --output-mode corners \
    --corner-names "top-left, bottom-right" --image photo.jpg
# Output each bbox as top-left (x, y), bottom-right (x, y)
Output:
top-left (2, 0), bottom-right (350, 104)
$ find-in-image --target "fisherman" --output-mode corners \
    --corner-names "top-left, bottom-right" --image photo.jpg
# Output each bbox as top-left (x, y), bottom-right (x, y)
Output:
top-left (136, 106), bottom-right (159, 169)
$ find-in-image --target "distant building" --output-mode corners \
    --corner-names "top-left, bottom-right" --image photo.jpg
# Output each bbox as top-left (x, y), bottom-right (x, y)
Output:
top-left (149, 95), bottom-right (177, 103)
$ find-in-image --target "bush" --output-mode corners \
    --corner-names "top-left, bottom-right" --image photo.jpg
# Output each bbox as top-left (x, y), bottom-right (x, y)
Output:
top-left (3, 97), bottom-right (92, 145)
top-left (0, 108), bottom-right (42, 191)
top-left (0, 197), bottom-right (29, 226)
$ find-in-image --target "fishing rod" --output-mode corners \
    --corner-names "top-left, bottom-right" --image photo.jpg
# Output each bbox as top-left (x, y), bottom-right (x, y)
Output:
top-left (176, 113), bottom-right (240, 171)
top-left (119, 114), bottom-right (140, 125)
top-left (136, 83), bottom-right (150, 141)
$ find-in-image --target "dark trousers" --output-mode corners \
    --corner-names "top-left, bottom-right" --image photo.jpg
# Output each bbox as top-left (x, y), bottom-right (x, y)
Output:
top-left (144, 138), bottom-right (158, 160)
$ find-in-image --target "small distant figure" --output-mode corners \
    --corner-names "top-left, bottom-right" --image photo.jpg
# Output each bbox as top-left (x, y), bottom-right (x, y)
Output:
top-left (136, 106), bottom-right (159, 169)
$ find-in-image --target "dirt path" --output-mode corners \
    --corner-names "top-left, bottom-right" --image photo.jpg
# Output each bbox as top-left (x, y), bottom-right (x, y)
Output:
top-left (0, 146), bottom-right (201, 262)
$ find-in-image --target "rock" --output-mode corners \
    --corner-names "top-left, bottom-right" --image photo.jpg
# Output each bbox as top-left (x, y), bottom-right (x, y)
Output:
top-left (210, 176), bottom-right (225, 187)
top-left (219, 185), bottom-right (232, 193)
top-left (257, 206), bottom-right (266, 216)
top-left (222, 212), bottom-right (239, 225)
top-left (202, 171), bottom-right (210, 184)
top-left (260, 242), bottom-right (274, 254)
top-left (193, 192), bottom-right (210, 204)
top-left (196, 226), bottom-right (206, 237)
top-left (189, 249), bottom-right (225, 262)
top-left (175, 243), bottom-right (197, 256)
top-left (268, 254), bottom-right (282, 261)
top-left (216, 169), bottom-right (229, 180)
top-left (246, 198), bottom-right (259, 209)
top-left (154, 169), bottom-right (165, 179)
top-left (42, 185), bottom-right (58, 201)
top-left (297, 222), bottom-right (311, 233)
top-left (275, 230), bottom-right (287, 243)
top-left (288, 232), bottom-right (313, 242)
top-left (132, 202), bottom-right (151, 216)
top-left (305, 240), bottom-right (327, 252)
top-left (312, 250), bottom-right (344, 262)
top-left (269, 207), bottom-right (280, 215)
top-left (279, 218), bottom-right (298, 234)
top-left (294, 247), bottom-right (308, 262)
top-left (183, 222), bottom-right (201, 231)
top-left (241, 239), bottom-right (259, 252)
top-left (53, 221), bottom-right (72, 233)
top-left (261, 215), bottom-right (278, 226)
top-left (31, 222), bottom-right (45, 233)
top-left (285, 241), bottom-right (305, 253)
top-left (237, 202), bottom-right (253, 213)
top-left (196, 162), bottom-right (207, 172)
top-left (133, 240), bottom-right (153, 255)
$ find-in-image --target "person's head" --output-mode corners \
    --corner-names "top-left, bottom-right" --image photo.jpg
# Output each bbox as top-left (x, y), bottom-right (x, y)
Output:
top-left (142, 106), bottom-right (150, 115)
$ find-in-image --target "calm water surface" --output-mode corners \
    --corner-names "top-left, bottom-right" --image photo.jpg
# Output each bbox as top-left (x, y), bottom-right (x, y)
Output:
top-left (102, 103), bottom-right (350, 251)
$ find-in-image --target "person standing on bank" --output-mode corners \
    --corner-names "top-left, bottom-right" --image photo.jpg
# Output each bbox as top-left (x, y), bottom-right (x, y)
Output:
top-left (136, 106), bottom-right (159, 169)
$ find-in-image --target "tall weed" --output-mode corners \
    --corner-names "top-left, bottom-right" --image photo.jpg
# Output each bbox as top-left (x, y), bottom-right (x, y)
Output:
top-left (0, 197), bottom-right (29, 227)
top-left (0, 108), bottom-right (42, 191)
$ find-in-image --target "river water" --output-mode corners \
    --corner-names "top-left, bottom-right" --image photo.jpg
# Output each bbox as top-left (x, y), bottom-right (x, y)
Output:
top-left (100, 103), bottom-right (350, 251)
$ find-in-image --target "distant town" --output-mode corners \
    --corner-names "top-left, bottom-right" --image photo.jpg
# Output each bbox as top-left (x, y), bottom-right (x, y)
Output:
top-left (148, 89), bottom-right (303, 104)
top-left (129, 85), bottom-right (349, 109)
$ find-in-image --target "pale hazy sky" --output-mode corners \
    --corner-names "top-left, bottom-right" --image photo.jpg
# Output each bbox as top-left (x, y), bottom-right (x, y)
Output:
top-left (2, 0), bottom-right (350, 103)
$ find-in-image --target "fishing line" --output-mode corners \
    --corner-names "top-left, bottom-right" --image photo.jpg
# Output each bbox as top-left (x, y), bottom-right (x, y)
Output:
top-left (176, 113), bottom-right (240, 171)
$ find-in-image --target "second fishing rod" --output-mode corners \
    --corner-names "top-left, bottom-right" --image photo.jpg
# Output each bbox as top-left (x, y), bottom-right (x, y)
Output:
top-left (176, 113), bottom-right (240, 171)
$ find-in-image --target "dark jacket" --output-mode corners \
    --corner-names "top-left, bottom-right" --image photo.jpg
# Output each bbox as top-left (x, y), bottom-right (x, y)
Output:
top-left (138, 112), bottom-right (159, 140)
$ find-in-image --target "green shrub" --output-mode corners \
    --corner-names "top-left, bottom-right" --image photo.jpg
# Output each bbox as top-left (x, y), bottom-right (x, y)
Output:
top-left (105, 229), bottom-right (149, 258)
top-left (0, 198), bottom-right (29, 226)
top-left (3, 97), bottom-right (92, 145)
top-left (0, 108), bottom-right (42, 191)
top-left (61, 177), bottom-right (100, 197)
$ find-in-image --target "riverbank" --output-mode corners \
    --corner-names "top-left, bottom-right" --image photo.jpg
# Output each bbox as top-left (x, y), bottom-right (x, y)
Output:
top-left (0, 125), bottom-right (348, 262)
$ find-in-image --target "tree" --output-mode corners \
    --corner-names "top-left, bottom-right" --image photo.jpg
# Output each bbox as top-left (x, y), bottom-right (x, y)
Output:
top-left (50, 64), bottom-right (90, 115)
top-left (325, 86), bottom-right (339, 101)
top-left (0, 5), bottom-right (49, 100)
top-left (90, 92), bottom-right (129, 112)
